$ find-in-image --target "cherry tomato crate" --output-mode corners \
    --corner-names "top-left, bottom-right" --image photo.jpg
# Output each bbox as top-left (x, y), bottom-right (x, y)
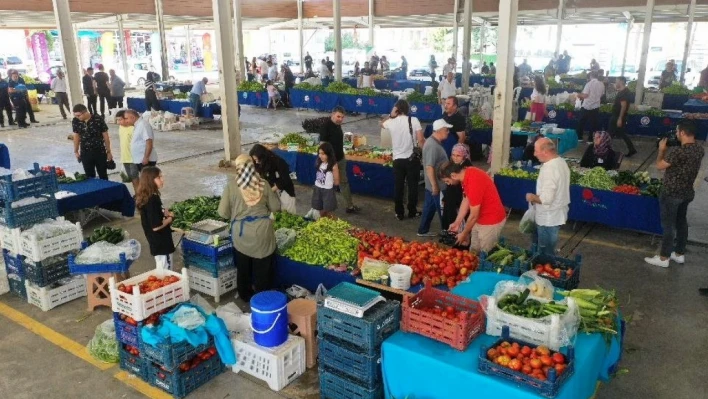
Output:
top-left (18, 219), bottom-right (82, 262)
top-left (21, 253), bottom-right (72, 287)
top-left (182, 251), bottom-right (235, 278)
top-left (0, 163), bottom-right (59, 202)
top-left (319, 336), bottom-right (382, 388)
top-left (113, 312), bottom-right (144, 347)
top-left (527, 253), bottom-right (582, 290)
top-left (186, 266), bottom-right (237, 303)
top-left (110, 268), bottom-right (190, 322)
top-left (25, 277), bottom-right (86, 311)
top-left (478, 238), bottom-right (535, 277)
top-left (0, 196), bottom-right (59, 229)
top-left (140, 335), bottom-right (215, 371)
top-left (147, 354), bottom-right (225, 398)
top-left (401, 279), bottom-right (485, 351)
top-left (181, 237), bottom-right (233, 263)
top-left (231, 332), bottom-right (306, 391)
top-left (478, 327), bottom-right (575, 398)
top-left (119, 345), bottom-right (149, 381)
top-left (317, 300), bottom-right (401, 356)
top-left (319, 367), bottom-right (383, 399)
top-left (69, 242), bottom-right (132, 275)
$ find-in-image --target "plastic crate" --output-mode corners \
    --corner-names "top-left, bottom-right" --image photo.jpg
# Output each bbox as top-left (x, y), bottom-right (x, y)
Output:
top-left (25, 276), bottom-right (86, 311)
top-left (478, 326), bottom-right (575, 398)
top-left (527, 253), bottom-right (582, 290)
top-left (181, 238), bottom-right (233, 262)
top-left (319, 367), bottom-right (383, 399)
top-left (0, 196), bottom-right (59, 229)
top-left (110, 268), bottom-right (189, 322)
top-left (231, 332), bottom-right (306, 391)
top-left (0, 163), bottom-right (59, 202)
top-left (0, 268), bottom-right (9, 296)
top-left (113, 312), bottom-right (143, 347)
top-left (3, 249), bottom-right (23, 277)
top-left (0, 224), bottom-right (20, 253)
top-left (182, 251), bottom-right (235, 278)
top-left (318, 300), bottom-right (401, 356)
top-left (319, 336), bottom-right (381, 388)
top-left (479, 238), bottom-right (535, 277)
top-left (21, 253), bottom-right (72, 287)
top-left (7, 273), bottom-right (27, 299)
top-left (147, 353), bottom-right (225, 398)
top-left (19, 220), bottom-right (82, 262)
top-left (119, 345), bottom-right (148, 381)
top-left (141, 335), bottom-right (214, 371)
top-left (186, 266), bottom-right (236, 303)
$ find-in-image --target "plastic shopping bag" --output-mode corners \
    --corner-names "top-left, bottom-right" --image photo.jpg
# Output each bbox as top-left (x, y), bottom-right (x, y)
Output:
top-left (519, 204), bottom-right (536, 234)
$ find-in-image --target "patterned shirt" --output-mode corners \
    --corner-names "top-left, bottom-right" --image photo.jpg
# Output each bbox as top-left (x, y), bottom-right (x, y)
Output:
top-left (663, 143), bottom-right (704, 199)
top-left (72, 114), bottom-right (108, 153)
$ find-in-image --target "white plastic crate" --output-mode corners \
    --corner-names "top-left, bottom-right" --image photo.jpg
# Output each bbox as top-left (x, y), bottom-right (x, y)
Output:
top-left (0, 267), bottom-right (9, 296)
top-left (231, 332), bottom-right (306, 391)
top-left (484, 296), bottom-right (579, 351)
top-left (187, 266), bottom-right (237, 303)
top-left (0, 224), bottom-right (20, 253)
top-left (19, 220), bottom-right (83, 262)
top-left (110, 268), bottom-right (189, 322)
top-left (25, 276), bottom-right (86, 311)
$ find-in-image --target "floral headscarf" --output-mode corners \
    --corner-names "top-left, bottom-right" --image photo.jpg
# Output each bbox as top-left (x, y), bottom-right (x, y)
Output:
top-left (233, 154), bottom-right (265, 206)
top-left (451, 144), bottom-right (471, 164)
top-left (593, 131), bottom-right (612, 158)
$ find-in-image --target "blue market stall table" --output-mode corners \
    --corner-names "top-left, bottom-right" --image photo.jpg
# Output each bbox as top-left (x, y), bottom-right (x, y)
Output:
top-left (57, 178), bottom-right (135, 217)
top-left (455, 75), bottom-right (496, 88)
top-left (374, 79), bottom-right (426, 93)
top-left (493, 175), bottom-right (662, 235)
top-left (512, 129), bottom-right (579, 155)
top-left (339, 94), bottom-right (396, 115)
top-left (273, 255), bottom-right (355, 292)
top-left (154, 83), bottom-right (193, 93)
top-left (382, 272), bottom-right (622, 399)
top-left (126, 97), bottom-right (220, 118)
top-left (682, 99), bottom-right (708, 113)
top-left (290, 89), bottom-right (340, 112)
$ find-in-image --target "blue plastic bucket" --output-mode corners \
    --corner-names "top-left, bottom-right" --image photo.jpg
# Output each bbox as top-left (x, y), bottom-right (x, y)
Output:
top-left (250, 291), bottom-right (288, 347)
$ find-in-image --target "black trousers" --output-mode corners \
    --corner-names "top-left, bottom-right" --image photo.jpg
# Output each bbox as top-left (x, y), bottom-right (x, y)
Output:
top-left (11, 97), bottom-right (27, 126)
top-left (112, 96), bottom-right (124, 108)
top-left (609, 116), bottom-right (636, 153)
top-left (55, 92), bottom-right (70, 118)
top-left (393, 157), bottom-right (421, 217)
top-left (577, 108), bottom-right (600, 141)
top-left (0, 101), bottom-right (13, 125)
top-left (24, 94), bottom-right (36, 122)
top-left (234, 249), bottom-right (275, 302)
top-left (98, 93), bottom-right (110, 116)
top-left (145, 89), bottom-right (161, 111)
top-left (81, 151), bottom-right (108, 180)
top-left (86, 94), bottom-right (98, 115)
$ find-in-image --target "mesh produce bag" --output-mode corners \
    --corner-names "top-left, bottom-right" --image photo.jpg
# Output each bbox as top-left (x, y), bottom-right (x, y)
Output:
top-left (87, 319), bottom-right (119, 363)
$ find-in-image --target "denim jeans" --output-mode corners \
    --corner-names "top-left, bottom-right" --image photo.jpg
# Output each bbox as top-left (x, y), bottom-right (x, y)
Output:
top-left (418, 189), bottom-right (442, 234)
top-left (659, 194), bottom-right (692, 258)
top-left (189, 93), bottom-right (201, 115)
top-left (534, 225), bottom-right (560, 255)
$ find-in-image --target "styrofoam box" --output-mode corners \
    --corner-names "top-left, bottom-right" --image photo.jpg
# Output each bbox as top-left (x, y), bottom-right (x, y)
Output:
top-left (232, 333), bottom-right (306, 391)
top-left (19, 220), bottom-right (82, 262)
top-left (187, 266), bottom-right (237, 303)
top-left (25, 277), bottom-right (86, 311)
top-left (110, 268), bottom-right (189, 322)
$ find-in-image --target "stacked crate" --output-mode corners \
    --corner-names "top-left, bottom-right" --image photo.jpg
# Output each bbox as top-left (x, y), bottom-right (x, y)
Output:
top-left (181, 221), bottom-right (236, 303)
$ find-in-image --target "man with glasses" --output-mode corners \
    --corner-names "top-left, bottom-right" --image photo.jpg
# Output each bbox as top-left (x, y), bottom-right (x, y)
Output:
top-left (72, 104), bottom-right (113, 180)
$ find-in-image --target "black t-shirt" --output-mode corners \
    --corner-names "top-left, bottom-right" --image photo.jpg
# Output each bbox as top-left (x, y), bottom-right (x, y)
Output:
top-left (326, 61), bottom-right (334, 73)
top-left (140, 194), bottom-right (175, 256)
top-left (305, 55), bottom-right (313, 69)
top-left (82, 75), bottom-right (95, 95)
top-left (361, 68), bottom-right (374, 76)
top-left (580, 146), bottom-right (617, 170)
top-left (612, 88), bottom-right (631, 120)
top-left (94, 72), bottom-right (110, 95)
top-left (319, 119), bottom-right (345, 163)
top-left (263, 156), bottom-right (296, 197)
top-left (444, 111), bottom-right (467, 135)
top-left (0, 79), bottom-right (9, 102)
top-left (72, 114), bottom-right (107, 154)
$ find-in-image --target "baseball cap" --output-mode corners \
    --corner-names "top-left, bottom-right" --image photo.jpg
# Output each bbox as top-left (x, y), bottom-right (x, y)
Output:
top-left (432, 119), bottom-right (453, 131)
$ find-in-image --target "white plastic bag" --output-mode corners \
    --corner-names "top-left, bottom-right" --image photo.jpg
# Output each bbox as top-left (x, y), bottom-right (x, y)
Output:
top-left (517, 271), bottom-right (555, 300)
top-left (304, 208), bottom-right (321, 221)
top-left (519, 204), bottom-right (536, 235)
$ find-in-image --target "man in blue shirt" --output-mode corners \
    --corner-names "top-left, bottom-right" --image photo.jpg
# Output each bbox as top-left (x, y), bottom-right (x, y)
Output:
top-left (0, 72), bottom-right (14, 127)
top-left (189, 77), bottom-right (208, 117)
top-left (8, 70), bottom-right (29, 128)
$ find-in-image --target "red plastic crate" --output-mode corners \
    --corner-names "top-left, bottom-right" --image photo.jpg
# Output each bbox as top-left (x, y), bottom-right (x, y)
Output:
top-left (401, 279), bottom-right (485, 351)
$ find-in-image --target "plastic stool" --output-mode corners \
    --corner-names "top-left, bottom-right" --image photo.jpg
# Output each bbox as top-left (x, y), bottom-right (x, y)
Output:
top-left (86, 273), bottom-right (122, 311)
top-left (287, 298), bottom-right (317, 368)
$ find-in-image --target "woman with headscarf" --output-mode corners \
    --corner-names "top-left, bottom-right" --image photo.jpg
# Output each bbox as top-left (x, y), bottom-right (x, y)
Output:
top-left (580, 131), bottom-right (618, 170)
top-left (218, 154), bottom-right (281, 301)
top-left (440, 144), bottom-right (473, 230)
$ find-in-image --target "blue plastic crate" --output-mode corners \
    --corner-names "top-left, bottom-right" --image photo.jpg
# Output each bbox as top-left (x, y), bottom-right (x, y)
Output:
top-left (119, 346), bottom-right (148, 381)
top-left (526, 253), bottom-right (582, 290)
top-left (7, 274), bottom-right (27, 300)
top-left (21, 253), bottom-right (71, 287)
top-left (3, 249), bottom-right (23, 277)
top-left (319, 336), bottom-right (381, 388)
top-left (182, 251), bottom-right (235, 278)
top-left (68, 251), bottom-right (131, 275)
top-left (479, 238), bottom-right (535, 277)
top-left (113, 312), bottom-right (143, 347)
top-left (181, 238), bottom-right (233, 263)
top-left (146, 354), bottom-right (225, 398)
top-left (0, 163), bottom-right (59, 202)
top-left (319, 367), bottom-right (383, 399)
top-left (478, 326), bottom-right (575, 398)
top-left (318, 300), bottom-right (401, 356)
top-left (140, 335), bottom-right (214, 371)
top-left (0, 195), bottom-right (59, 229)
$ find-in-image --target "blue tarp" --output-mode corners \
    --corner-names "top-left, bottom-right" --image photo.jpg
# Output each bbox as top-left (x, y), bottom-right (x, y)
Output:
top-left (58, 178), bottom-right (135, 217)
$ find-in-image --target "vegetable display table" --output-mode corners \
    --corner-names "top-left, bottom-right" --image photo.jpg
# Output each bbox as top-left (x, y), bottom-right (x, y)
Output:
top-left (382, 272), bottom-right (622, 399)
top-left (154, 83), bottom-right (193, 93)
top-left (373, 79), bottom-right (427, 93)
top-left (273, 255), bottom-right (355, 293)
top-left (126, 97), bottom-right (220, 118)
top-left (682, 99), bottom-right (708, 113)
top-left (512, 129), bottom-right (579, 155)
top-left (493, 175), bottom-right (662, 235)
top-left (237, 90), bottom-right (287, 108)
top-left (455, 74), bottom-right (496, 88)
top-left (58, 178), bottom-right (135, 217)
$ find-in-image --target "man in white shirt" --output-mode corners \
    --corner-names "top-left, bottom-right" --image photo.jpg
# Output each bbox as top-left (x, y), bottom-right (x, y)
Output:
top-left (576, 71), bottom-right (605, 143)
top-left (319, 60), bottom-right (331, 79)
top-left (442, 58), bottom-right (455, 80)
top-left (267, 62), bottom-right (278, 81)
top-left (525, 138), bottom-right (570, 255)
top-left (438, 72), bottom-right (457, 112)
top-left (51, 70), bottom-right (70, 119)
top-left (124, 109), bottom-right (158, 173)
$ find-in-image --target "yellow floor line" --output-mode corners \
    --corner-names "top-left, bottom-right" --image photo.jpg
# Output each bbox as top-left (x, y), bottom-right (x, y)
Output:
top-left (0, 302), bottom-right (114, 371)
top-left (114, 371), bottom-right (173, 399)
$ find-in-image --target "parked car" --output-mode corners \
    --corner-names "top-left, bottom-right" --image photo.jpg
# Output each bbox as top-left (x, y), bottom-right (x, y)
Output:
top-left (0, 55), bottom-right (30, 76)
top-left (646, 59), bottom-right (700, 89)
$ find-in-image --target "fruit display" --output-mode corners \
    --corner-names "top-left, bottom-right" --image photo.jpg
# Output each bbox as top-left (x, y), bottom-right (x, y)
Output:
top-left (470, 113), bottom-right (493, 129)
top-left (57, 172), bottom-right (88, 184)
top-left (282, 218), bottom-right (359, 266)
top-left (41, 165), bottom-right (65, 178)
top-left (497, 289), bottom-right (569, 318)
top-left (345, 147), bottom-right (393, 166)
top-left (485, 341), bottom-right (570, 382)
top-left (612, 184), bottom-right (641, 195)
top-left (577, 167), bottom-right (616, 191)
top-left (116, 274), bottom-right (181, 294)
top-left (170, 196), bottom-right (224, 230)
top-left (178, 347), bottom-right (218, 371)
top-left (406, 92), bottom-right (438, 104)
top-left (532, 261), bottom-right (575, 281)
top-left (558, 288), bottom-right (619, 341)
top-left (124, 344), bottom-right (141, 357)
top-left (237, 81), bottom-right (265, 92)
top-left (87, 226), bottom-right (125, 244)
top-left (273, 211), bottom-right (309, 231)
top-left (279, 133), bottom-right (309, 147)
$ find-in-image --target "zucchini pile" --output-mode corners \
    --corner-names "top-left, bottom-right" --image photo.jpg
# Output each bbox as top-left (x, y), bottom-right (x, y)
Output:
top-left (87, 226), bottom-right (125, 244)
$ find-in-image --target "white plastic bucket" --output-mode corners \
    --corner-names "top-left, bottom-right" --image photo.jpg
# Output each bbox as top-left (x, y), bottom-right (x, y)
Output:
top-left (388, 264), bottom-right (413, 290)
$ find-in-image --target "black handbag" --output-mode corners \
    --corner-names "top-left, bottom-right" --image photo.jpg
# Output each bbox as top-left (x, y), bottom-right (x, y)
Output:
top-left (408, 116), bottom-right (422, 162)
top-left (106, 159), bottom-right (116, 170)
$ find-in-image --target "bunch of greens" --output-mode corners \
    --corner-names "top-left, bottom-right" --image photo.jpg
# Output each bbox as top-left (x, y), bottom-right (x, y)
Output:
top-left (578, 167), bottom-right (616, 191)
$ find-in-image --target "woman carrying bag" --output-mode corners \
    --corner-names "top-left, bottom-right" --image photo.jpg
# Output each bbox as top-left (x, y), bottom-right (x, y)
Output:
top-left (249, 144), bottom-right (297, 213)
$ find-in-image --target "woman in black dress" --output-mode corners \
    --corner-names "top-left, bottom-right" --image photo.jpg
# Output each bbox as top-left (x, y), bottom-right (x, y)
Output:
top-left (249, 144), bottom-right (297, 213)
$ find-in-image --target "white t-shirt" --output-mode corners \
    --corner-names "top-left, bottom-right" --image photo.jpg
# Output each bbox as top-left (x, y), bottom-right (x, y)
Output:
top-left (383, 115), bottom-right (422, 160)
top-left (581, 78), bottom-right (605, 110)
top-left (535, 157), bottom-right (570, 227)
top-left (315, 163), bottom-right (334, 189)
top-left (131, 117), bottom-right (158, 164)
top-left (438, 79), bottom-right (457, 99)
top-left (531, 89), bottom-right (546, 104)
top-left (442, 63), bottom-right (455, 76)
top-left (319, 64), bottom-right (330, 78)
top-left (258, 60), bottom-right (268, 74)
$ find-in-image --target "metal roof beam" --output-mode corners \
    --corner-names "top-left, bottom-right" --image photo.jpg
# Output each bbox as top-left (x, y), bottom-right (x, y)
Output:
top-left (74, 14), bottom-right (120, 27)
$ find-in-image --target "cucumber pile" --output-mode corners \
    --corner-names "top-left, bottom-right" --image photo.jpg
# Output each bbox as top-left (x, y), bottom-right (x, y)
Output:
top-left (87, 226), bottom-right (125, 244)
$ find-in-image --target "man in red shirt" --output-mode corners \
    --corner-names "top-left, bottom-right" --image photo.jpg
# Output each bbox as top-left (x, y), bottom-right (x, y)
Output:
top-left (444, 163), bottom-right (507, 252)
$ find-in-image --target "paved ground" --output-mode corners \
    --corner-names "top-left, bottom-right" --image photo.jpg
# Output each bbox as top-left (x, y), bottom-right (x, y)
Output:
top-left (0, 102), bottom-right (707, 399)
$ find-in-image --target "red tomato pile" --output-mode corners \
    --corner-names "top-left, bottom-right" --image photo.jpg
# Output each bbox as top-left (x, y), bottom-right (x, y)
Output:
top-left (41, 165), bottom-right (65, 178)
top-left (612, 184), bottom-right (641, 195)
top-left (415, 305), bottom-right (465, 322)
top-left (124, 344), bottom-right (140, 357)
top-left (533, 263), bottom-right (574, 280)
top-left (117, 275), bottom-right (181, 295)
top-left (177, 347), bottom-right (218, 372)
top-left (353, 230), bottom-right (478, 289)
top-left (487, 342), bottom-right (568, 381)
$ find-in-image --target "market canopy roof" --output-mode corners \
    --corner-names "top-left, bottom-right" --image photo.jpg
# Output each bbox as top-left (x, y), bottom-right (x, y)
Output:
top-left (1, 0), bottom-right (707, 29)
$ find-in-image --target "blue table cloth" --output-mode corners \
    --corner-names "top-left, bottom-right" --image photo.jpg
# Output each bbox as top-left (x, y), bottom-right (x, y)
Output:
top-left (274, 255), bottom-right (355, 292)
top-left (290, 89), bottom-right (340, 112)
top-left (661, 94), bottom-right (690, 110)
top-left (512, 129), bottom-right (578, 155)
top-left (409, 102), bottom-right (443, 123)
top-left (238, 91), bottom-right (269, 108)
top-left (154, 83), bottom-right (193, 93)
top-left (455, 75), bottom-right (496, 88)
top-left (382, 272), bottom-right (622, 399)
top-left (58, 178), bottom-right (135, 217)
top-left (493, 175), bottom-right (662, 234)
top-left (126, 97), bottom-right (219, 118)
top-left (468, 128), bottom-right (494, 145)
top-left (682, 99), bottom-right (708, 113)
top-left (339, 94), bottom-right (396, 115)
top-left (374, 79), bottom-right (425, 93)
top-left (0, 144), bottom-right (10, 169)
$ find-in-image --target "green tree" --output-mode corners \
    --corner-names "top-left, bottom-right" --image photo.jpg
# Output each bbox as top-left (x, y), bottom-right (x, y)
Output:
top-left (431, 28), bottom-right (452, 53)
top-left (324, 32), bottom-right (362, 52)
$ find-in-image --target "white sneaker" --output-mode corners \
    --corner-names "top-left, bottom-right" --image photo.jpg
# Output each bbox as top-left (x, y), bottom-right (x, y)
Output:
top-left (670, 252), bottom-right (685, 264)
top-left (644, 255), bottom-right (669, 268)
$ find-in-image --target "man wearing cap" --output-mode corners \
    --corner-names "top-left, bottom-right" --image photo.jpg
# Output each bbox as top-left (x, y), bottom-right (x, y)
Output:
top-left (51, 70), bottom-right (71, 119)
top-left (417, 119), bottom-right (451, 237)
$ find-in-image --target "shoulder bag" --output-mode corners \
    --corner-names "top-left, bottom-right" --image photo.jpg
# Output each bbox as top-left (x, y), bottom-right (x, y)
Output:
top-left (408, 116), bottom-right (422, 162)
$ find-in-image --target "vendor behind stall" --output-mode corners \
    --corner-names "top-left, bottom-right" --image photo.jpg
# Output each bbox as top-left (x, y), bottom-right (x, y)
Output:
top-left (580, 131), bottom-right (618, 170)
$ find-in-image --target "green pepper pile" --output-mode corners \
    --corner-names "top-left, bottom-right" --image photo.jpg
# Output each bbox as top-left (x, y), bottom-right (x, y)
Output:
top-left (87, 226), bottom-right (125, 244)
top-left (274, 211), bottom-right (309, 231)
top-left (498, 289), bottom-right (568, 318)
top-left (282, 218), bottom-right (358, 266)
top-left (578, 167), bottom-right (616, 191)
top-left (170, 196), bottom-right (225, 230)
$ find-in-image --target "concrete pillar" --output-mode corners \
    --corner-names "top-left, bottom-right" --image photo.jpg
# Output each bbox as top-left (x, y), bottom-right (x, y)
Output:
top-left (212, 0), bottom-right (241, 160)
top-left (233, 0), bottom-right (246, 81)
top-left (555, 0), bottom-right (564, 56)
top-left (621, 20), bottom-right (632, 76)
top-left (298, 0), bottom-right (304, 73)
top-left (154, 0), bottom-right (170, 80)
top-left (490, 0), bottom-right (518, 174)
top-left (479, 21), bottom-right (486, 64)
top-left (117, 15), bottom-right (131, 88)
top-left (461, 0), bottom-right (473, 92)
top-left (452, 0), bottom-right (459, 59)
top-left (187, 25), bottom-right (194, 81)
top-left (679, 0), bottom-right (696, 84)
top-left (368, 0), bottom-right (374, 47)
top-left (333, 0), bottom-right (342, 80)
top-left (635, 0), bottom-right (655, 105)
top-left (52, 0), bottom-right (83, 108)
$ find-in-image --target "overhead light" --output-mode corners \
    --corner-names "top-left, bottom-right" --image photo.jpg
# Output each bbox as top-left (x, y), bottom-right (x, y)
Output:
top-left (622, 11), bottom-right (632, 20)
